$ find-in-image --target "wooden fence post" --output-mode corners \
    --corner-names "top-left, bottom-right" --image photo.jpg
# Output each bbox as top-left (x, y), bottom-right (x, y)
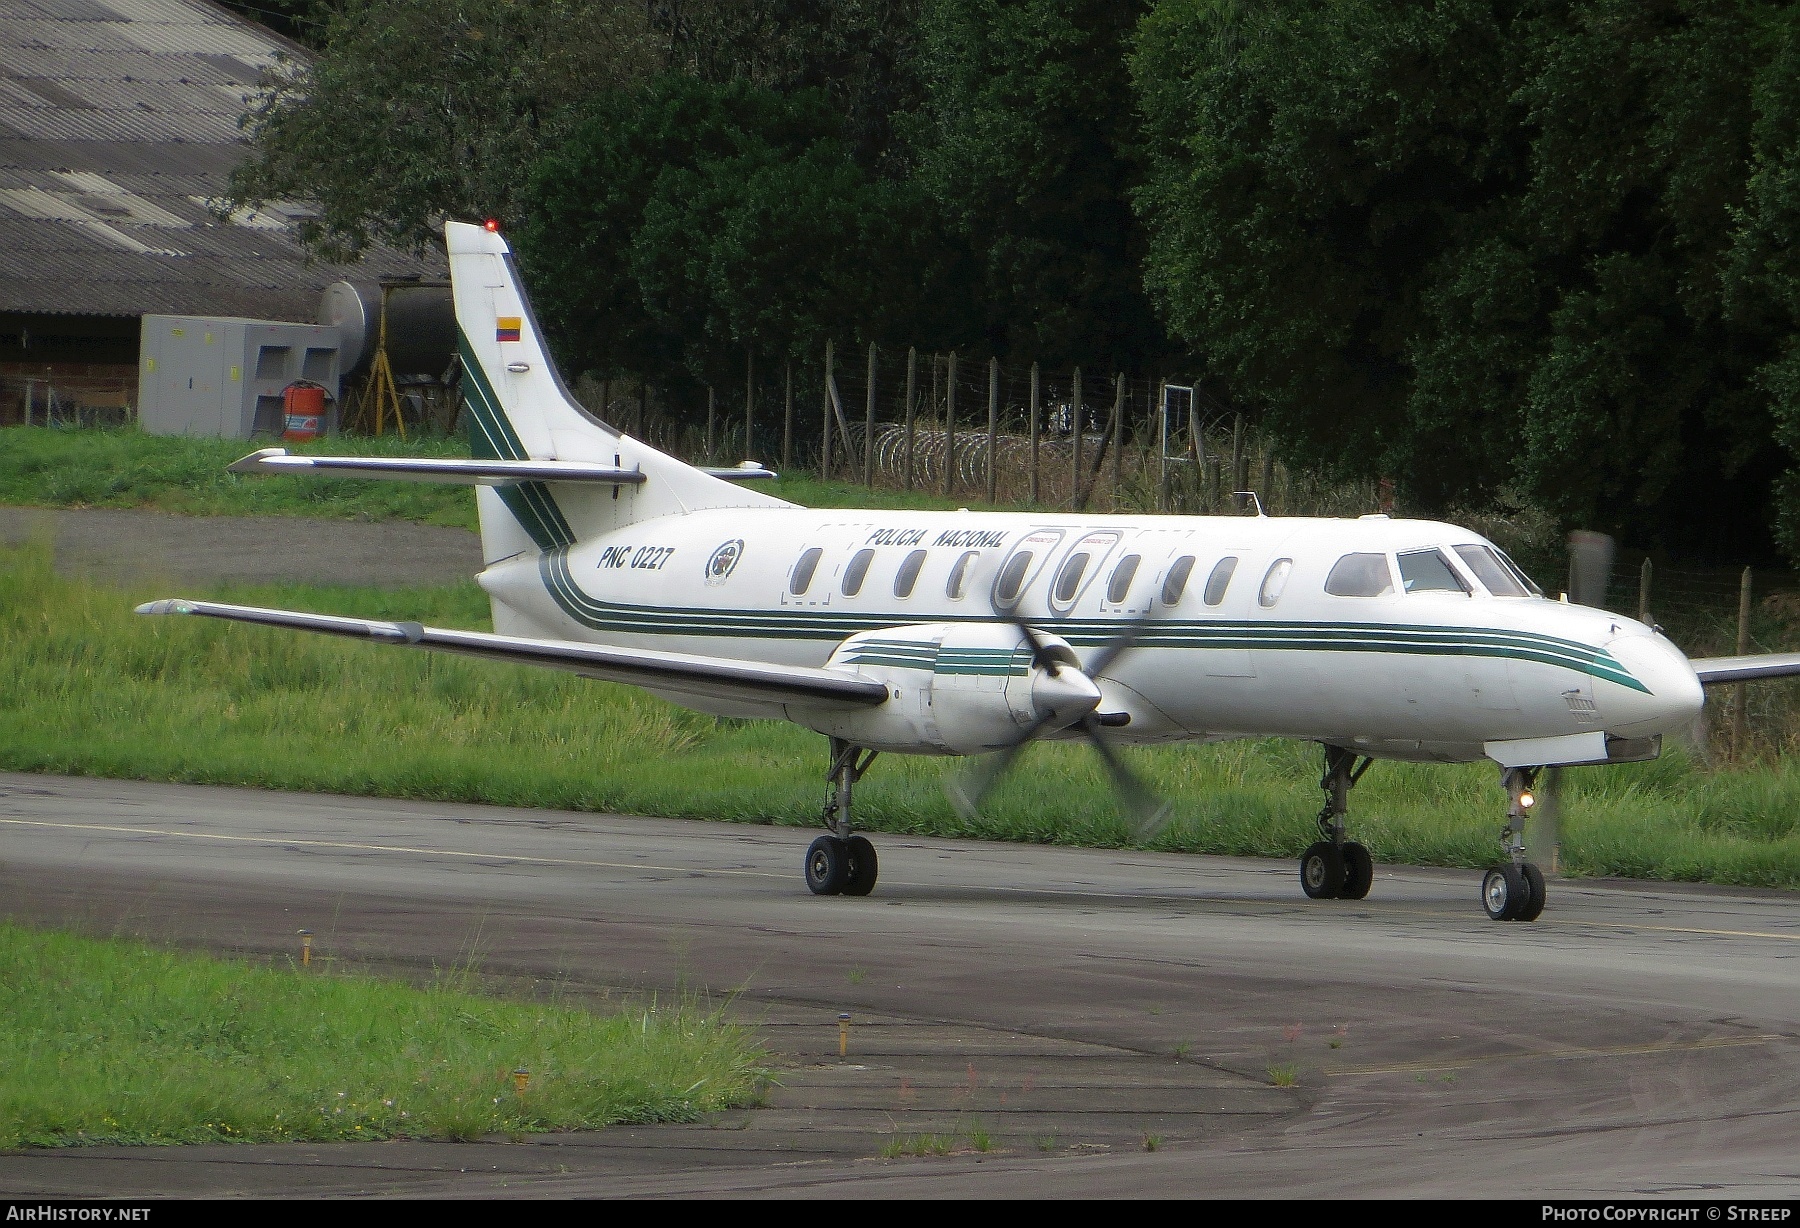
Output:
top-left (864, 341), bottom-right (877, 488)
top-left (820, 340), bottom-right (834, 480)
top-left (904, 347), bottom-right (917, 491)
top-left (1029, 362), bottom-right (1041, 506)
top-left (942, 351), bottom-right (958, 497)
top-left (705, 385), bottom-right (716, 460)
top-left (1638, 557), bottom-right (1652, 623)
top-left (987, 357), bottom-right (999, 505)
top-left (1259, 446), bottom-right (1272, 513)
top-left (1111, 373), bottom-right (1124, 508)
top-left (1735, 566), bottom-right (1752, 754)
top-left (1230, 413), bottom-right (1244, 510)
top-left (1070, 367), bottom-right (1083, 510)
top-left (782, 361), bottom-right (793, 472)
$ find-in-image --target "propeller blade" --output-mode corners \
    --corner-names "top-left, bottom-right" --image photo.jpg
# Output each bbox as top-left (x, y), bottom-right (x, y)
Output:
top-left (1531, 765), bottom-right (1563, 876)
top-left (1082, 607), bottom-right (1157, 682)
top-left (945, 716), bottom-right (1055, 824)
top-left (1078, 714), bottom-right (1171, 841)
top-left (1567, 530), bottom-right (1615, 609)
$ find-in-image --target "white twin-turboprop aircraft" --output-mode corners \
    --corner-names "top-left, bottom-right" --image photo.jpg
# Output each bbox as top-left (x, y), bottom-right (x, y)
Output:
top-left (140, 220), bottom-right (1800, 921)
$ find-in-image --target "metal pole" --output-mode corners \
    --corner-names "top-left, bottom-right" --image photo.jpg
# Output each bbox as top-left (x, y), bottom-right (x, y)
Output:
top-left (904, 347), bottom-right (917, 491)
top-left (1231, 413), bottom-right (1245, 511)
top-left (744, 347), bottom-right (754, 462)
top-left (942, 351), bottom-right (957, 497)
top-left (1070, 367), bottom-right (1083, 511)
top-left (1157, 379), bottom-right (1168, 512)
top-left (782, 360), bottom-right (793, 472)
top-left (706, 385), bottom-right (716, 460)
top-left (821, 340), bottom-right (834, 481)
top-left (1029, 362), bottom-right (1041, 507)
top-left (987, 357), bottom-right (999, 505)
top-left (1111, 373), bottom-right (1124, 508)
top-left (1735, 566), bottom-right (1752, 754)
top-left (1638, 557), bottom-right (1652, 624)
top-left (864, 342), bottom-right (877, 488)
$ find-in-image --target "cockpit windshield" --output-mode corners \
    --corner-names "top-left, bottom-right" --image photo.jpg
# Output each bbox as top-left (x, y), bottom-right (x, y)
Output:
top-left (1453, 544), bottom-right (1538, 597)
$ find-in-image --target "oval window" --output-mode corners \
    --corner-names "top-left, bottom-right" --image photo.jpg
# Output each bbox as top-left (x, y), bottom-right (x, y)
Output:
top-left (789, 547), bottom-right (823, 596)
top-left (1053, 552), bottom-right (1092, 604)
top-left (842, 548), bottom-right (874, 597)
top-left (994, 550), bottom-right (1033, 604)
top-left (1106, 554), bottom-right (1141, 604)
top-left (946, 550), bottom-right (979, 599)
top-left (1162, 554), bottom-right (1197, 606)
top-left (1259, 558), bottom-right (1294, 607)
top-left (1202, 556), bottom-right (1238, 606)
top-left (894, 548), bottom-right (927, 598)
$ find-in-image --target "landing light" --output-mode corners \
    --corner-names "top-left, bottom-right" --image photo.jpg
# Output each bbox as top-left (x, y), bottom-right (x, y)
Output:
top-left (1519, 790), bottom-right (1536, 810)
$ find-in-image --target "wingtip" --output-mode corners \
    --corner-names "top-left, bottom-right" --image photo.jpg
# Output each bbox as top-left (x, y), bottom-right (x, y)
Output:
top-left (135, 599), bottom-right (194, 616)
top-left (228, 447), bottom-right (287, 475)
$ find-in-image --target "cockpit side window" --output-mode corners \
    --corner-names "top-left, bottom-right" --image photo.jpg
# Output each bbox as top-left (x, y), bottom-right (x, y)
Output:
top-left (1398, 549), bottom-right (1470, 595)
top-left (1452, 544), bottom-right (1528, 597)
top-left (1324, 552), bottom-right (1394, 597)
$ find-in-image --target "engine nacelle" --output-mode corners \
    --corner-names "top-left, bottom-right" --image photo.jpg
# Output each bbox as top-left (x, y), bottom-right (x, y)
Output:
top-left (797, 623), bottom-right (1101, 755)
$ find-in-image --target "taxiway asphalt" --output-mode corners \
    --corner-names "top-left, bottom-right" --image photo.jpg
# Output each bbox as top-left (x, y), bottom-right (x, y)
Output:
top-left (1, 772), bottom-right (1796, 1198)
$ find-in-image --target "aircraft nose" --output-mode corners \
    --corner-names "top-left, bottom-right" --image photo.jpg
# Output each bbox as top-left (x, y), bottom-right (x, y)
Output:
top-left (1030, 667), bottom-right (1102, 728)
top-left (1604, 631), bottom-right (1704, 737)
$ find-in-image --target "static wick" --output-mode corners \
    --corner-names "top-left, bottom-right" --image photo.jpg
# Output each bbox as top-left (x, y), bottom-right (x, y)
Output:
top-left (838, 1012), bottom-right (851, 1060)
top-left (297, 929), bottom-right (312, 968)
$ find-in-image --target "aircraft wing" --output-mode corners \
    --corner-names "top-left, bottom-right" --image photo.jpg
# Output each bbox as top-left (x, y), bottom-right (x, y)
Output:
top-left (1687, 652), bottom-right (1800, 685)
top-left (135, 599), bottom-right (888, 709)
top-left (228, 449), bottom-right (776, 484)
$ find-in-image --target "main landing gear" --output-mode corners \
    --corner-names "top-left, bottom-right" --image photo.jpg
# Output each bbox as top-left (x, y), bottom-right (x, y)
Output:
top-left (1300, 745), bottom-right (1376, 901)
top-left (805, 737), bottom-right (881, 896)
top-left (1482, 767), bottom-right (1547, 922)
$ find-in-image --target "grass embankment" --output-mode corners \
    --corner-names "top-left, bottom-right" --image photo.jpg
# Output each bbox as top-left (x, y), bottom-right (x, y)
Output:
top-left (0, 923), bottom-right (764, 1149)
top-left (3, 542), bottom-right (1798, 888)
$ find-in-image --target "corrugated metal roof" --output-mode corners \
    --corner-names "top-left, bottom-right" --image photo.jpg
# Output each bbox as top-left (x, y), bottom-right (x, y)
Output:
top-left (0, 0), bottom-right (443, 320)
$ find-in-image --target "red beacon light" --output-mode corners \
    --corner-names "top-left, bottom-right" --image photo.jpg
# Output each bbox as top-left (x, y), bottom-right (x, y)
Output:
top-left (483, 218), bottom-right (500, 232)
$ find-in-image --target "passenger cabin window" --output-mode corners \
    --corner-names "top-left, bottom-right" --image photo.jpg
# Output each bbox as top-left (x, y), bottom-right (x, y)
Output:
top-left (946, 550), bottom-right (979, 599)
top-left (894, 548), bottom-right (927, 598)
top-left (1053, 550), bottom-right (1092, 604)
top-left (842, 548), bottom-right (874, 596)
top-left (1452, 544), bottom-right (1525, 596)
top-left (1162, 555), bottom-right (1197, 606)
top-left (994, 550), bottom-right (1033, 604)
top-left (789, 547), bottom-right (823, 596)
top-left (1259, 558), bottom-right (1294, 607)
top-left (1202, 556), bottom-right (1238, 606)
top-left (1106, 554), bottom-right (1141, 604)
top-left (1324, 552), bottom-right (1394, 597)
top-left (1399, 549), bottom-right (1469, 595)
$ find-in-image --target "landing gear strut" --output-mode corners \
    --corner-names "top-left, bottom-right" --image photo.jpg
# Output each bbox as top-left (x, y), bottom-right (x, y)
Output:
top-left (806, 737), bottom-right (880, 896)
top-left (1300, 745), bottom-right (1376, 901)
top-left (1482, 768), bottom-right (1547, 922)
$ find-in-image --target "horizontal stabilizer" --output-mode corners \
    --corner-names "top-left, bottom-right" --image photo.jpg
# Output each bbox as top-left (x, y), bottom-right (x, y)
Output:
top-left (1688, 652), bottom-right (1800, 685)
top-left (135, 598), bottom-right (887, 710)
top-left (228, 448), bottom-right (647, 486)
top-left (699, 462), bottom-right (779, 482)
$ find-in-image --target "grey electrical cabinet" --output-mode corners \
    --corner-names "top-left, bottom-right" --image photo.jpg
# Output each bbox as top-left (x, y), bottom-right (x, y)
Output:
top-left (137, 316), bottom-right (342, 438)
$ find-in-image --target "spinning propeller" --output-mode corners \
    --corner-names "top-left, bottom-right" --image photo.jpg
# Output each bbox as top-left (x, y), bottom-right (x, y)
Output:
top-left (947, 605), bottom-right (1172, 840)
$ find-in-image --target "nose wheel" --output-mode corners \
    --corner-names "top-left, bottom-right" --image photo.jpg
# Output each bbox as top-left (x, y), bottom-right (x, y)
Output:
top-left (1485, 768), bottom-right (1548, 921)
top-left (806, 739), bottom-right (881, 896)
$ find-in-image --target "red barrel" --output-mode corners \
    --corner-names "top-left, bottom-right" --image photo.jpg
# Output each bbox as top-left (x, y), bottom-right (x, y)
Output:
top-left (282, 383), bottom-right (327, 441)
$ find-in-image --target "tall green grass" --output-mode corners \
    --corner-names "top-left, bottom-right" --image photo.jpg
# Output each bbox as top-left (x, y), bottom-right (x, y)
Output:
top-left (2, 541), bottom-right (1798, 887)
top-left (0, 923), bottom-right (764, 1148)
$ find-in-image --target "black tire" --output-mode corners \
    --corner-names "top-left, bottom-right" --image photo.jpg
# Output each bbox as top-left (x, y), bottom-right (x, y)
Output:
top-left (805, 835), bottom-right (849, 896)
top-left (843, 835), bottom-right (879, 897)
top-left (1516, 862), bottom-right (1547, 922)
top-left (1340, 841), bottom-right (1374, 901)
top-left (1481, 864), bottom-right (1525, 921)
top-left (1300, 841), bottom-right (1346, 899)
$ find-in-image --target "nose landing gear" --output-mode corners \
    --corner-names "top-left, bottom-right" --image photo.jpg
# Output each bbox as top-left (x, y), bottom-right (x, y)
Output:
top-left (1300, 745), bottom-right (1376, 900)
top-left (1483, 767), bottom-right (1547, 921)
top-left (805, 737), bottom-right (881, 896)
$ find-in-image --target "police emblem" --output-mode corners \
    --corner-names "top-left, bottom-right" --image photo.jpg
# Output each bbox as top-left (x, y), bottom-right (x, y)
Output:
top-left (704, 539), bottom-right (744, 585)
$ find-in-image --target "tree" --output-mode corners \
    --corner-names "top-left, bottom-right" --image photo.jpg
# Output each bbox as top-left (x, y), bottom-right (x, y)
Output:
top-left (224, 0), bottom-right (658, 261)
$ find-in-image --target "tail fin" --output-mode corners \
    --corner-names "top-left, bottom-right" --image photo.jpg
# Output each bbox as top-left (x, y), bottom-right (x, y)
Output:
top-left (445, 220), bottom-right (787, 562)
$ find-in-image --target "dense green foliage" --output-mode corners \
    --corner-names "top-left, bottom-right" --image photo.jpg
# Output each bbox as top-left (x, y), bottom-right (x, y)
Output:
top-left (227, 0), bottom-right (1800, 563)
top-left (4, 541), bottom-right (1798, 888)
top-left (0, 923), bottom-right (763, 1147)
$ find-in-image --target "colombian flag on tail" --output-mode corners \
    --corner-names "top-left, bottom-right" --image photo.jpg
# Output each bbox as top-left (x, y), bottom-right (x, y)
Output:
top-left (496, 316), bottom-right (522, 342)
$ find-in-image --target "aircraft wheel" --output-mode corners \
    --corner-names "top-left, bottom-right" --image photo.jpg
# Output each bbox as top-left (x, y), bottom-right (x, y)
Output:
top-left (1516, 862), bottom-right (1547, 922)
top-left (1340, 841), bottom-right (1374, 900)
top-left (1300, 841), bottom-right (1346, 899)
top-left (1481, 864), bottom-right (1526, 921)
top-left (805, 835), bottom-right (849, 896)
top-left (843, 835), bottom-right (879, 897)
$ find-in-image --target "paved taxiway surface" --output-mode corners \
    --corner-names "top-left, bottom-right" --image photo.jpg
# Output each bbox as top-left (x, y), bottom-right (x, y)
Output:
top-left (2, 771), bottom-right (1797, 1198)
